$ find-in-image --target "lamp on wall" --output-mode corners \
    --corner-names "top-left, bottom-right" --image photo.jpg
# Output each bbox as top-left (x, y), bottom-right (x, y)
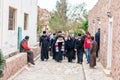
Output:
top-left (107, 12), bottom-right (112, 17)
top-left (97, 17), bottom-right (100, 21)
top-left (92, 20), bottom-right (95, 24)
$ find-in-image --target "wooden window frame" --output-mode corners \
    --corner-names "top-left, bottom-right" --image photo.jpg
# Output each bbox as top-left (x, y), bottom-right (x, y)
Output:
top-left (24, 13), bottom-right (29, 30)
top-left (8, 7), bottom-right (16, 30)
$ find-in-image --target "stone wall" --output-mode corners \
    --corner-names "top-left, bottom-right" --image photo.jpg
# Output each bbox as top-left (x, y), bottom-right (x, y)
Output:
top-left (110, 0), bottom-right (120, 80)
top-left (31, 46), bottom-right (40, 59)
top-left (88, 0), bottom-right (120, 80)
top-left (0, 53), bottom-right (27, 80)
top-left (0, 46), bottom-right (40, 80)
top-left (88, 0), bottom-right (109, 68)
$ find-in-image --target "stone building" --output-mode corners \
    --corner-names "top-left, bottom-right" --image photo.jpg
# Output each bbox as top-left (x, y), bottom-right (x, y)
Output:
top-left (0, 0), bottom-right (38, 56)
top-left (37, 6), bottom-right (51, 32)
top-left (88, 0), bottom-right (120, 80)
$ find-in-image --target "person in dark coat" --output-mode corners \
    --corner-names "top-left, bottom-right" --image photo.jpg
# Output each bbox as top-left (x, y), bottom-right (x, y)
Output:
top-left (71, 34), bottom-right (76, 60)
top-left (39, 31), bottom-right (50, 61)
top-left (20, 36), bottom-right (35, 65)
top-left (81, 32), bottom-right (87, 58)
top-left (90, 36), bottom-right (98, 68)
top-left (54, 31), bottom-right (65, 62)
top-left (66, 36), bottom-right (75, 62)
top-left (95, 28), bottom-right (100, 58)
top-left (0, 49), bottom-right (5, 78)
top-left (75, 34), bottom-right (84, 64)
top-left (50, 33), bottom-right (56, 59)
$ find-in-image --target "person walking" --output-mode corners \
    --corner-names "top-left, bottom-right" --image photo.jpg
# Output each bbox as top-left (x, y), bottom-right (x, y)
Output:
top-left (90, 36), bottom-right (98, 68)
top-left (54, 31), bottom-right (65, 62)
top-left (50, 33), bottom-right (57, 59)
top-left (20, 36), bottom-right (35, 65)
top-left (39, 31), bottom-right (50, 61)
top-left (84, 33), bottom-right (91, 64)
top-left (75, 34), bottom-right (84, 64)
top-left (66, 36), bottom-right (75, 62)
top-left (71, 34), bottom-right (76, 60)
top-left (95, 28), bottom-right (100, 58)
top-left (0, 49), bottom-right (5, 78)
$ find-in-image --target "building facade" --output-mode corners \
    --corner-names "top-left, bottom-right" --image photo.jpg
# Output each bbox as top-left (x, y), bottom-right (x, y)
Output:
top-left (37, 6), bottom-right (51, 32)
top-left (0, 0), bottom-right (38, 56)
top-left (88, 0), bottom-right (120, 80)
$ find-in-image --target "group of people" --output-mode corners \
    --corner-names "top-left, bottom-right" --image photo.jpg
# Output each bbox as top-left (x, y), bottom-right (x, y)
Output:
top-left (39, 29), bottom-right (100, 68)
top-left (19, 29), bottom-right (100, 69)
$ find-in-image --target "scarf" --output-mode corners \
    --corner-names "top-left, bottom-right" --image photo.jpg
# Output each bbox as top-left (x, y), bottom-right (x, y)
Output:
top-left (55, 39), bottom-right (65, 52)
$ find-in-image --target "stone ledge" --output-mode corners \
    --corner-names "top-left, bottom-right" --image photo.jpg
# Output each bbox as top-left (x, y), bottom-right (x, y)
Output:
top-left (0, 46), bottom-right (40, 80)
top-left (103, 68), bottom-right (111, 77)
top-left (82, 56), bottom-right (113, 80)
top-left (0, 53), bottom-right (27, 80)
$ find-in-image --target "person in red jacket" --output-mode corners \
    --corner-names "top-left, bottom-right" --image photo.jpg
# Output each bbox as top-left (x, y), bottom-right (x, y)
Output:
top-left (20, 36), bottom-right (35, 65)
top-left (84, 32), bottom-right (91, 63)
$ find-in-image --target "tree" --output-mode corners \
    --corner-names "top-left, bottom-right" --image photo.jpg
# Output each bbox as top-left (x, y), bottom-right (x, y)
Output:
top-left (49, 0), bottom-right (69, 32)
top-left (68, 3), bottom-right (88, 34)
top-left (49, 1), bottom-right (88, 33)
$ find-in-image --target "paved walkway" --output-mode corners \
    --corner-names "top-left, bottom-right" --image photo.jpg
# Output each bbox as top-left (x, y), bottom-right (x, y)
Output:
top-left (83, 58), bottom-right (113, 80)
top-left (14, 57), bottom-right (85, 80)
top-left (13, 56), bottom-right (113, 80)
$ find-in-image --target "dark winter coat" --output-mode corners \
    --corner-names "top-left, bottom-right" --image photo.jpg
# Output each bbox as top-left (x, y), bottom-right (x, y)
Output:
top-left (95, 31), bottom-right (100, 46)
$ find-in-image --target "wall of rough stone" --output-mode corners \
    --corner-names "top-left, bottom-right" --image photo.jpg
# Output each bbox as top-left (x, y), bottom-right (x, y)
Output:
top-left (88, 0), bottom-right (109, 68)
top-left (0, 46), bottom-right (40, 80)
top-left (110, 0), bottom-right (120, 80)
top-left (88, 0), bottom-right (120, 80)
top-left (0, 53), bottom-right (27, 80)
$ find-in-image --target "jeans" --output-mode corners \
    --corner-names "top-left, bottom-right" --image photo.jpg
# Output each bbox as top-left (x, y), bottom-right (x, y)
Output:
top-left (85, 48), bottom-right (90, 63)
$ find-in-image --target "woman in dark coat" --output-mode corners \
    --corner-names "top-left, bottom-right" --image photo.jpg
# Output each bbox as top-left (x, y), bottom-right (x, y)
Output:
top-left (90, 36), bottom-right (98, 68)
top-left (66, 36), bottom-right (75, 62)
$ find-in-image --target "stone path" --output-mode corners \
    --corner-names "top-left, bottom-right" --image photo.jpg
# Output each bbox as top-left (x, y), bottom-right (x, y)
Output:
top-left (14, 57), bottom-right (85, 80)
top-left (83, 58), bottom-right (113, 80)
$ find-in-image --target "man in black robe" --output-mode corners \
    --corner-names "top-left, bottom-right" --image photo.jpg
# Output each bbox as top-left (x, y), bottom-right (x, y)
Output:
top-left (54, 31), bottom-right (65, 62)
top-left (66, 36), bottom-right (75, 62)
top-left (39, 31), bottom-right (50, 61)
top-left (71, 34), bottom-right (76, 60)
top-left (75, 34), bottom-right (84, 64)
top-left (95, 28), bottom-right (100, 58)
top-left (50, 33), bottom-right (56, 59)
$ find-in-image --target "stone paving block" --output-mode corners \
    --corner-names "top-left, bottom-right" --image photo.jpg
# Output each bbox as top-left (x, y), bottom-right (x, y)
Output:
top-left (14, 57), bottom-right (84, 80)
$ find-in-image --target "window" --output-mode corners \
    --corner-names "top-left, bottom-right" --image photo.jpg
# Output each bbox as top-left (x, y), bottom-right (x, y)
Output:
top-left (24, 13), bottom-right (28, 30)
top-left (8, 7), bottom-right (16, 30)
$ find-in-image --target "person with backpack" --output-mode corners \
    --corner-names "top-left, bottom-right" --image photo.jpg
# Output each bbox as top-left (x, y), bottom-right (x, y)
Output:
top-left (39, 31), bottom-right (50, 61)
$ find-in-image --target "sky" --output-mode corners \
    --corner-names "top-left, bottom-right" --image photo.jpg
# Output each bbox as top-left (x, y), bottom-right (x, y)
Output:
top-left (37, 0), bottom-right (98, 11)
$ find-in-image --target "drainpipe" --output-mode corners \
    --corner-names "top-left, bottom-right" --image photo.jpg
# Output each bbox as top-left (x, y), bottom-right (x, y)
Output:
top-left (92, 20), bottom-right (95, 36)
